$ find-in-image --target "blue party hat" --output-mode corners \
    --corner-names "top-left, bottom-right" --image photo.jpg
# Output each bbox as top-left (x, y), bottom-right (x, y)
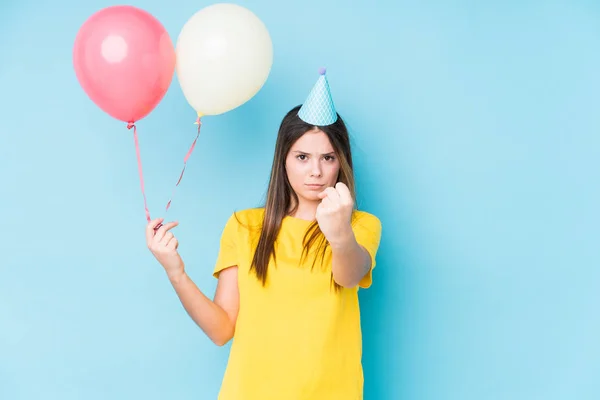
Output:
top-left (298, 67), bottom-right (338, 126)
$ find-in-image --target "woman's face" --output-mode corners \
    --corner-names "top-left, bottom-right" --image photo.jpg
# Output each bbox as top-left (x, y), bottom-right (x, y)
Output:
top-left (285, 128), bottom-right (340, 205)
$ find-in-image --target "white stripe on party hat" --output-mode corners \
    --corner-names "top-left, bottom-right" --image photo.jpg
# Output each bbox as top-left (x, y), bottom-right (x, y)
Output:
top-left (298, 67), bottom-right (338, 126)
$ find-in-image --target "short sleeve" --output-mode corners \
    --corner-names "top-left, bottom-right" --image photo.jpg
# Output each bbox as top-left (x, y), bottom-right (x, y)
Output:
top-left (213, 214), bottom-right (239, 278)
top-left (352, 212), bottom-right (382, 289)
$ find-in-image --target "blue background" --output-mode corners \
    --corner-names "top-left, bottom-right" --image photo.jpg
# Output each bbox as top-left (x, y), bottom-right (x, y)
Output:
top-left (1, 0), bottom-right (599, 399)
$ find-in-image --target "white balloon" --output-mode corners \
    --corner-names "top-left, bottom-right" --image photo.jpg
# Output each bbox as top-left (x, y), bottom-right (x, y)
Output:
top-left (175, 3), bottom-right (273, 116)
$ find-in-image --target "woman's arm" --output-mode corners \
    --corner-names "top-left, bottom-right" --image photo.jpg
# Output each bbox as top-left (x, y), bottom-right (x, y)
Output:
top-left (316, 184), bottom-right (374, 288)
top-left (169, 266), bottom-right (239, 346)
top-left (330, 233), bottom-right (371, 288)
top-left (146, 218), bottom-right (239, 346)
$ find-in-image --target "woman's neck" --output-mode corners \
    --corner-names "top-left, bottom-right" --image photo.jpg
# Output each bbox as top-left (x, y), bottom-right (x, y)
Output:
top-left (288, 199), bottom-right (318, 221)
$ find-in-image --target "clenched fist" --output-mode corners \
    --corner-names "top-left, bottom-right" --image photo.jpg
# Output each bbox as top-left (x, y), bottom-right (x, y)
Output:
top-left (316, 182), bottom-right (354, 247)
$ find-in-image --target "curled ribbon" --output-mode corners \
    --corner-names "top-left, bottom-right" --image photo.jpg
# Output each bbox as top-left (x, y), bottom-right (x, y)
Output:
top-left (127, 118), bottom-right (203, 231)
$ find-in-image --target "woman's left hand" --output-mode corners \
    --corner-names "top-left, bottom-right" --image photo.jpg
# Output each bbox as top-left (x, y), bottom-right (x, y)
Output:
top-left (316, 182), bottom-right (354, 247)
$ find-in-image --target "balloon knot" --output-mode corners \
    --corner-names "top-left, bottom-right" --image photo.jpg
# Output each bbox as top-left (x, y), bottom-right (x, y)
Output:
top-left (127, 122), bottom-right (135, 130)
top-left (194, 117), bottom-right (201, 125)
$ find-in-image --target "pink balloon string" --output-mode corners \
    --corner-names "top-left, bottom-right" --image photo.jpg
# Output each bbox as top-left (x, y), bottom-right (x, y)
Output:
top-left (128, 122), bottom-right (152, 224)
top-left (127, 118), bottom-right (203, 231)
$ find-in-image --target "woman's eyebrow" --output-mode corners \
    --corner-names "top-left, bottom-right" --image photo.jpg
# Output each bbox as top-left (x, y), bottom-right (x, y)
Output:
top-left (291, 150), bottom-right (335, 156)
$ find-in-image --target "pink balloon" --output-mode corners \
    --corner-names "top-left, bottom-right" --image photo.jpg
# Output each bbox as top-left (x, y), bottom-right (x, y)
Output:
top-left (73, 6), bottom-right (175, 123)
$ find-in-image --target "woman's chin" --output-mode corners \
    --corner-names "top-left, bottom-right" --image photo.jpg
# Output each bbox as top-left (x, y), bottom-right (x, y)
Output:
top-left (298, 191), bottom-right (322, 203)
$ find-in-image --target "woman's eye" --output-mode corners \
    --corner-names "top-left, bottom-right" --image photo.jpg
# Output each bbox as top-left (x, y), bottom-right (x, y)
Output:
top-left (297, 154), bottom-right (307, 161)
top-left (324, 155), bottom-right (335, 161)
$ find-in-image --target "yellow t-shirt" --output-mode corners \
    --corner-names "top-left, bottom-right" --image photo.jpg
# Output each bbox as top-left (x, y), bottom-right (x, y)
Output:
top-left (213, 208), bottom-right (382, 400)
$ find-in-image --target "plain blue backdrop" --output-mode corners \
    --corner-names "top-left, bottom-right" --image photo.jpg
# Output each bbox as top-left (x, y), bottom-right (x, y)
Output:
top-left (1, 0), bottom-right (599, 399)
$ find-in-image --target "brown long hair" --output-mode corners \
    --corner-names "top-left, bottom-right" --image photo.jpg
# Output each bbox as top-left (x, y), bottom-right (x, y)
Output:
top-left (247, 105), bottom-right (356, 288)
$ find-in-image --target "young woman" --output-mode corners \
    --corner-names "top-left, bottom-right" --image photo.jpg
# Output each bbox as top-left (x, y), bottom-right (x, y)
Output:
top-left (146, 70), bottom-right (382, 399)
